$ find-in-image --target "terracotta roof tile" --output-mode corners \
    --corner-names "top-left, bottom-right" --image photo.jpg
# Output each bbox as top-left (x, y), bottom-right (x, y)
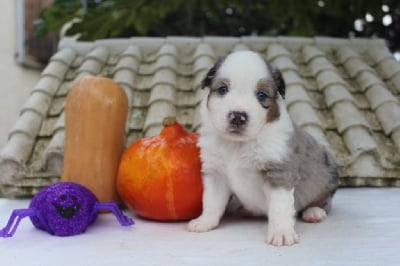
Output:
top-left (332, 101), bottom-right (370, 133)
top-left (21, 92), bottom-right (52, 118)
top-left (324, 85), bottom-right (354, 108)
top-left (1, 36), bottom-right (400, 197)
top-left (356, 71), bottom-right (385, 92)
top-left (267, 43), bottom-right (291, 59)
top-left (33, 76), bottom-right (62, 96)
top-left (368, 47), bottom-right (400, 93)
top-left (392, 131), bottom-right (400, 151)
top-left (50, 47), bottom-right (75, 62)
top-left (281, 71), bottom-right (304, 86)
top-left (41, 61), bottom-right (70, 80)
top-left (113, 55), bottom-right (140, 73)
top-left (302, 45), bottom-right (325, 63)
top-left (288, 102), bottom-right (322, 128)
top-left (10, 111), bottom-right (43, 139)
top-left (366, 85), bottom-right (397, 109)
top-left (286, 84), bottom-right (312, 107)
top-left (375, 103), bottom-right (400, 135)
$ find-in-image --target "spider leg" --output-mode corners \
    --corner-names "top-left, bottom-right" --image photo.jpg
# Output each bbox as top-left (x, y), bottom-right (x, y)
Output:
top-left (93, 202), bottom-right (134, 226)
top-left (0, 208), bottom-right (38, 238)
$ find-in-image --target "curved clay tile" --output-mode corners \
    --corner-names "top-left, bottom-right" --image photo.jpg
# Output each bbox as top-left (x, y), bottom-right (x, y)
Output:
top-left (267, 43), bottom-right (291, 61)
top-left (338, 47), bottom-right (400, 158)
top-left (76, 46), bottom-right (110, 75)
top-left (232, 43), bottom-right (250, 52)
top-left (33, 76), bottom-right (62, 96)
top-left (2, 37), bottom-right (400, 197)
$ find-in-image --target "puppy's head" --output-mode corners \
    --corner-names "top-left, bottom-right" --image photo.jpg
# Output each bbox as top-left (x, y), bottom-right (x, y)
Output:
top-left (201, 50), bottom-right (285, 141)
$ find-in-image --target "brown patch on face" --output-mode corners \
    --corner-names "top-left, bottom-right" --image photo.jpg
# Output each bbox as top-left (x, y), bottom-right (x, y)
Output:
top-left (206, 78), bottom-right (230, 108)
top-left (201, 57), bottom-right (226, 109)
top-left (210, 78), bottom-right (230, 92)
top-left (256, 79), bottom-right (281, 123)
top-left (265, 62), bottom-right (286, 99)
top-left (267, 100), bottom-right (280, 123)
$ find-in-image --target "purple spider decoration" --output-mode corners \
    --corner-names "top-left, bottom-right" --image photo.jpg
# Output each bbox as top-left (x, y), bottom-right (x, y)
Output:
top-left (0, 182), bottom-right (134, 237)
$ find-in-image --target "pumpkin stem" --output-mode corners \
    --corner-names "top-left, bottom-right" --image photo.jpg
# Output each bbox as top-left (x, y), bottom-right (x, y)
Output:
top-left (162, 117), bottom-right (177, 127)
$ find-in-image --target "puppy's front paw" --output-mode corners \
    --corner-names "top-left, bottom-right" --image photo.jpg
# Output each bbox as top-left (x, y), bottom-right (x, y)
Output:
top-left (301, 207), bottom-right (327, 223)
top-left (266, 227), bottom-right (299, 246)
top-left (187, 216), bottom-right (219, 233)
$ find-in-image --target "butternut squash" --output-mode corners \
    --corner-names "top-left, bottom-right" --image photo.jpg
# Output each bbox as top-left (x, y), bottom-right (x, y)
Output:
top-left (61, 76), bottom-right (128, 202)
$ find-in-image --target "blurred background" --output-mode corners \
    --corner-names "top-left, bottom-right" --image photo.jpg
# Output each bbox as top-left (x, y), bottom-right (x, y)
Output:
top-left (21, 0), bottom-right (400, 66)
top-left (2, 0), bottom-right (399, 149)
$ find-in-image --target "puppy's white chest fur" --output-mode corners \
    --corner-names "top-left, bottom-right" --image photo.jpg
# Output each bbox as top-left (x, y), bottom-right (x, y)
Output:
top-left (199, 135), bottom-right (274, 216)
top-left (226, 158), bottom-right (269, 216)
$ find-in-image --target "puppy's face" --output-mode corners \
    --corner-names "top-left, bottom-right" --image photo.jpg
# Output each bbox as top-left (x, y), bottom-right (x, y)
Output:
top-left (201, 51), bottom-right (285, 141)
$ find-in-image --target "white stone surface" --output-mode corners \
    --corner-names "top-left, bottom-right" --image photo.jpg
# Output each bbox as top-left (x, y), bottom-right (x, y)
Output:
top-left (1, 188), bottom-right (399, 265)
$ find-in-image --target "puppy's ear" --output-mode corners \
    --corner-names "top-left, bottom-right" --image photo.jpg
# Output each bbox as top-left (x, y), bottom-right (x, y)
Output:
top-left (267, 63), bottom-right (286, 99)
top-left (201, 56), bottom-right (226, 89)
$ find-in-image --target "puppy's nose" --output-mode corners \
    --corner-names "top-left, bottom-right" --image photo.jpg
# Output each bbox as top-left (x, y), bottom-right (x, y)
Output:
top-left (229, 111), bottom-right (248, 128)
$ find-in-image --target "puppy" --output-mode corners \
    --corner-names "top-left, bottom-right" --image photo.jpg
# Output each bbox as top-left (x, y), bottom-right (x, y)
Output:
top-left (187, 50), bottom-right (338, 246)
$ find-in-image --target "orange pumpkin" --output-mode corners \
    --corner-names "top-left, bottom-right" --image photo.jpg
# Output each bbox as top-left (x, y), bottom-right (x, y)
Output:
top-left (117, 117), bottom-right (203, 221)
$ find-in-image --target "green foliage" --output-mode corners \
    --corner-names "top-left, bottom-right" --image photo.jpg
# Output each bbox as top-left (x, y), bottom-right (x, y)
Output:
top-left (37, 0), bottom-right (185, 40)
top-left (35, 0), bottom-right (82, 37)
top-left (37, 0), bottom-right (400, 51)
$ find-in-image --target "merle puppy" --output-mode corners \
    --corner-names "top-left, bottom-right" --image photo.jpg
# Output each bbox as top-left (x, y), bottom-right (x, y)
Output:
top-left (187, 50), bottom-right (338, 246)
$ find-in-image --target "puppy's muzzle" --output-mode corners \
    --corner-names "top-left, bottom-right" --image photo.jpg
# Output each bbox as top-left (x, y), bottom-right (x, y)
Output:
top-left (228, 111), bottom-right (248, 131)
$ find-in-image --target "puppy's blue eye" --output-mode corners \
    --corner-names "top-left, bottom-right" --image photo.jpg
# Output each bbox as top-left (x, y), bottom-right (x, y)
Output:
top-left (256, 91), bottom-right (268, 101)
top-left (217, 86), bottom-right (229, 96)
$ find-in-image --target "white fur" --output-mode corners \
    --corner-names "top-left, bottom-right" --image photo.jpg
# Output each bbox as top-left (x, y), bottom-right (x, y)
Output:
top-left (187, 51), bottom-right (300, 246)
top-left (266, 188), bottom-right (299, 246)
top-left (204, 51), bottom-right (286, 141)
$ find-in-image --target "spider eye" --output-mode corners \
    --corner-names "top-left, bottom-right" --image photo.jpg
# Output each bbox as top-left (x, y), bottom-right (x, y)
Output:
top-left (217, 86), bottom-right (229, 96)
top-left (256, 91), bottom-right (268, 101)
